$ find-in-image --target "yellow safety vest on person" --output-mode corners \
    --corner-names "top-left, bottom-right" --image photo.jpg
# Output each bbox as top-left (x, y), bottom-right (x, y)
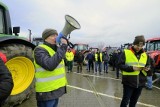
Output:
top-left (95, 53), bottom-right (102, 62)
top-left (66, 51), bottom-right (74, 61)
top-left (34, 44), bottom-right (67, 92)
top-left (122, 49), bottom-right (147, 76)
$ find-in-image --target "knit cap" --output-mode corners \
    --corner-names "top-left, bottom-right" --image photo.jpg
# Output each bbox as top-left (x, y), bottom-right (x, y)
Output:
top-left (42, 28), bottom-right (58, 40)
top-left (133, 35), bottom-right (145, 45)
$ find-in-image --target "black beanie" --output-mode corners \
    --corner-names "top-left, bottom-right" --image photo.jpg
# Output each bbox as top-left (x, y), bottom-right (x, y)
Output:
top-left (133, 35), bottom-right (145, 45)
top-left (42, 28), bottom-right (58, 40)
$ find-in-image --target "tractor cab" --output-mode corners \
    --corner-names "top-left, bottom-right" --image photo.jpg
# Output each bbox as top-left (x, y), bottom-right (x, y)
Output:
top-left (146, 37), bottom-right (160, 72)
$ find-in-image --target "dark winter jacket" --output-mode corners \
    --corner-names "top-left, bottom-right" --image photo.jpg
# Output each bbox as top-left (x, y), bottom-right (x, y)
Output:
top-left (115, 51), bottom-right (122, 66)
top-left (118, 46), bottom-right (151, 88)
top-left (102, 52), bottom-right (109, 62)
top-left (147, 55), bottom-right (154, 76)
top-left (76, 52), bottom-right (84, 63)
top-left (0, 58), bottom-right (13, 105)
top-left (34, 41), bottom-right (68, 101)
top-left (86, 53), bottom-right (94, 61)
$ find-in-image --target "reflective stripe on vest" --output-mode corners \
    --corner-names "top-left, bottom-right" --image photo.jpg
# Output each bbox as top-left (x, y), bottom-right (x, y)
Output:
top-left (95, 53), bottom-right (102, 62)
top-left (36, 64), bottom-right (64, 72)
top-left (36, 74), bottom-right (65, 82)
top-left (122, 49), bottom-right (147, 76)
top-left (34, 44), bottom-right (67, 92)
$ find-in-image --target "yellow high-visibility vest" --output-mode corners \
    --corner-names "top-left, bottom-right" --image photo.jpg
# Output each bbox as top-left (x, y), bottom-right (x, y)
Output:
top-left (95, 53), bottom-right (102, 62)
top-left (122, 49), bottom-right (147, 76)
top-left (34, 44), bottom-right (67, 92)
top-left (65, 51), bottom-right (74, 61)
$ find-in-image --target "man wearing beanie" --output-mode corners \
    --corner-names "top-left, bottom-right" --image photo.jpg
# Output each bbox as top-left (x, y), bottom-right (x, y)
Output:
top-left (33, 28), bottom-right (68, 107)
top-left (117, 35), bottom-right (152, 107)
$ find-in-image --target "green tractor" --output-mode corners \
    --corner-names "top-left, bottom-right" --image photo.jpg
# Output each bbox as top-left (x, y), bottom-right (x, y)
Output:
top-left (0, 2), bottom-right (36, 106)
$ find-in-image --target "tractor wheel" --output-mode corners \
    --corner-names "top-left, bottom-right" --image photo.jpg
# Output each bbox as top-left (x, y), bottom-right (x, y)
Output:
top-left (0, 43), bottom-right (36, 107)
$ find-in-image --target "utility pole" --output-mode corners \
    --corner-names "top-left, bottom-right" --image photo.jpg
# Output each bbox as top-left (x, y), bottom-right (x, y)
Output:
top-left (28, 29), bottom-right (32, 42)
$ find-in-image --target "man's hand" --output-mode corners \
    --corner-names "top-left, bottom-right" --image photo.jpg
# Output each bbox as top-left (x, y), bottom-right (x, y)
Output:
top-left (61, 38), bottom-right (67, 45)
top-left (143, 67), bottom-right (150, 71)
top-left (133, 66), bottom-right (143, 71)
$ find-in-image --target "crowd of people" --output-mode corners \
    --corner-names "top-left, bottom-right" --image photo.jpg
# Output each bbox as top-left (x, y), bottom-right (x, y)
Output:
top-left (65, 44), bottom-right (123, 80)
top-left (84, 47), bottom-right (122, 79)
top-left (64, 35), bottom-right (154, 107)
top-left (0, 27), bottom-right (155, 107)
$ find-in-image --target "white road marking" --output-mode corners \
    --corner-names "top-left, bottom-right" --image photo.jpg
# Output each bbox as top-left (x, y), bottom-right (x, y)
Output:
top-left (74, 72), bottom-right (160, 90)
top-left (67, 85), bottom-right (156, 107)
top-left (75, 72), bottom-right (120, 80)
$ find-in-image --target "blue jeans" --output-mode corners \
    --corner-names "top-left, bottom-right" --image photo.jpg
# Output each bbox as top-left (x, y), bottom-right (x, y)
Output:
top-left (120, 85), bottom-right (143, 107)
top-left (146, 76), bottom-right (152, 88)
top-left (103, 61), bottom-right (108, 72)
top-left (37, 99), bottom-right (59, 107)
top-left (95, 62), bottom-right (102, 72)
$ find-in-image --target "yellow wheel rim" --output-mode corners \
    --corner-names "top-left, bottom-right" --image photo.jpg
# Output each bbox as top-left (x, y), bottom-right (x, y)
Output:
top-left (5, 57), bottom-right (35, 95)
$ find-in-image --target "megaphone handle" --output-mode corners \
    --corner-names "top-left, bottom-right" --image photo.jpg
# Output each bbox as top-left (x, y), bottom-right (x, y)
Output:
top-left (68, 34), bottom-right (70, 39)
top-left (61, 36), bottom-right (73, 48)
top-left (68, 42), bottom-right (74, 49)
top-left (67, 34), bottom-right (74, 48)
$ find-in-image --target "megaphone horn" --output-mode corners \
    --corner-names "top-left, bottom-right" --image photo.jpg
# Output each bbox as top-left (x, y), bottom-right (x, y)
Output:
top-left (61, 15), bottom-right (81, 37)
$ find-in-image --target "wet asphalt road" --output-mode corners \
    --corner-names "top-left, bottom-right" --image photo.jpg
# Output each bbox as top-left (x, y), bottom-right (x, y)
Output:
top-left (15, 65), bottom-right (160, 107)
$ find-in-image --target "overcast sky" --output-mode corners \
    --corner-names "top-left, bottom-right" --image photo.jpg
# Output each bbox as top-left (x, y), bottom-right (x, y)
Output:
top-left (1, 0), bottom-right (160, 47)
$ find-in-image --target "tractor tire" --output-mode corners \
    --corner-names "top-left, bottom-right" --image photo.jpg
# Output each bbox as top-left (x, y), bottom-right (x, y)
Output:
top-left (0, 43), bottom-right (36, 107)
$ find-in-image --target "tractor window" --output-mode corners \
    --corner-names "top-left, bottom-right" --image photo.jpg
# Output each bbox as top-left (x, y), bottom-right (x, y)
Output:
top-left (146, 42), bottom-right (154, 51)
top-left (74, 45), bottom-right (78, 50)
top-left (146, 41), bottom-right (160, 51)
top-left (77, 44), bottom-right (88, 51)
top-left (78, 45), bottom-right (83, 51)
top-left (74, 44), bottom-right (88, 51)
top-left (32, 38), bottom-right (43, 46)
top-left (0, 8), bottom-right (4, 33)
top-left (155, 41), bottom-right (160, 50)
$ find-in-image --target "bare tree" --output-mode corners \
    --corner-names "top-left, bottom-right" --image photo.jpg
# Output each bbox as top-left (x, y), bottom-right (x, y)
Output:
top-left (97, 42), bottom-right (106, 51)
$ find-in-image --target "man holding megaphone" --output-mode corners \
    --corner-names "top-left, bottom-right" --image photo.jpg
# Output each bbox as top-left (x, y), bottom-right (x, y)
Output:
top-left (33, 15), bottom-right (80, 107)
top-left (33, 28), bottom-right (68, 107)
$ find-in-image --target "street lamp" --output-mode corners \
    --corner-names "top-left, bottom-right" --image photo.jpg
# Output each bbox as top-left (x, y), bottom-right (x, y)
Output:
top-left (28, 29), bottom-right (32, 42)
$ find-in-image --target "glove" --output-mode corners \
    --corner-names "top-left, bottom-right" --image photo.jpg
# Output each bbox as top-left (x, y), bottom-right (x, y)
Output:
top-left (56, 32), bottom-right (64, 44)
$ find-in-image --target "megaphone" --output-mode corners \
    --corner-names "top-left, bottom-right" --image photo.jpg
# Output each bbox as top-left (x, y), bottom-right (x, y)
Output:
top-left (56, 15), bottom-right (81, 44)
top-left (61, 15), bottom-right (81, 36)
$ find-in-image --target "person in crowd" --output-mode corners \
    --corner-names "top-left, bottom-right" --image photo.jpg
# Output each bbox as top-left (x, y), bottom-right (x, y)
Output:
top-left (108, 52), bottom-right (113, 66)
top-left (95, 49), bottom-right (103, 75)
top-left (65, 48), bottom-right (74, 73)
top-left (33, 28), bottom-right (68, 107)
top-left (76, 51), bottom-right (84, 73)
top-left (112, 50), bottom-right (117, 71)
top-left (118, 35), bottom-right (152, 107)
top-left (0, 52), bottom-right (14, 106)
top-left (115, 49), bottom-right (122, 79)
top-left (86, 50), bottom-right (94, 72)
top-left (86, 59), bottom-right (89, 70)
top-left (145, 56), bottom-right (154, 90)
top-left (102, 50), bottom-right (109, 73)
